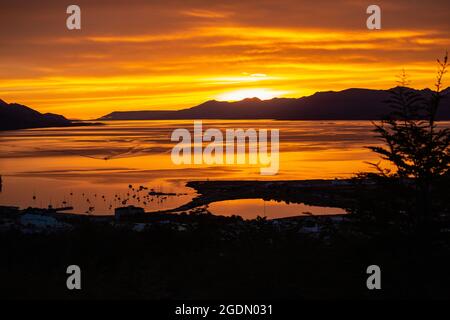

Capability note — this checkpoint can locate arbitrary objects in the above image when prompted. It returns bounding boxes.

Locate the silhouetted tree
[366,52,449,231]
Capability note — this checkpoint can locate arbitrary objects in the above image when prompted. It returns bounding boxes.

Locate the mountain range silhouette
[99,87,450,121]
[2,87,450,130]
[0,99,72,130]
[0,99,99,131]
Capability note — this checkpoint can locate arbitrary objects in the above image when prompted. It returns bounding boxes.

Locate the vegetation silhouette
[356,52,449,233]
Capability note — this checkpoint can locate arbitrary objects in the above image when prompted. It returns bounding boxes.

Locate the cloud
[180,9,233,19]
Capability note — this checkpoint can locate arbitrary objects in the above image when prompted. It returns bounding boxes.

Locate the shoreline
[0,121,104,132]
[2,178,358,218]
[0,178,358,229]
[167,179,357,213]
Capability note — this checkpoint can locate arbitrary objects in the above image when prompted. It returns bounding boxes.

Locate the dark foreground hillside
[1,213,450,300]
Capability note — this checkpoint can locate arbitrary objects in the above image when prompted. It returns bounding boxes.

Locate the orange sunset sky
[0,0,449,119]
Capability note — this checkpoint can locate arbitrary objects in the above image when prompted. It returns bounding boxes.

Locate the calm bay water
[0,120,423,218]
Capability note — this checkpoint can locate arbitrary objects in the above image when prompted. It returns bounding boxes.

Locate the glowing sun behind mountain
[217,89,288,101]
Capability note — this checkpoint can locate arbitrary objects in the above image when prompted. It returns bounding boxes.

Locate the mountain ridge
[98,87,450,121]
[0,100,97,131]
